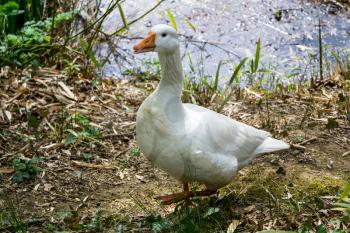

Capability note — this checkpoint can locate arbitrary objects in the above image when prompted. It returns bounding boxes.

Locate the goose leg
[155,183,216,205]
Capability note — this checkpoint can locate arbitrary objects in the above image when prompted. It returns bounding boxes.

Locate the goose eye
[161,33,167,37]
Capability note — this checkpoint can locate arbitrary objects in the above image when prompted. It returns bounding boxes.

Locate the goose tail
[254,137,289,155]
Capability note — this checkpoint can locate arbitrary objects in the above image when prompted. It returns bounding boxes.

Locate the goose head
[133,24,179,54]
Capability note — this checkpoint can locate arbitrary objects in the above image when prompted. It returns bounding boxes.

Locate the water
[94,0,350,83]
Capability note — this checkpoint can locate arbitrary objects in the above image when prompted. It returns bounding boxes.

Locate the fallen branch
[71,160,118,170]
[298,137,317,146]
[291,137,317,151]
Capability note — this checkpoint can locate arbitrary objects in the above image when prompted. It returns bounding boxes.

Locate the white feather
[135,24,289,191]
[253,137,290,155]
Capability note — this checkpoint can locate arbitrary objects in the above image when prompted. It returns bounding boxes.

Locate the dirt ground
[0,67,349,232]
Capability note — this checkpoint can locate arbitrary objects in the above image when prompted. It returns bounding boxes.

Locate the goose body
[133,25,289,200]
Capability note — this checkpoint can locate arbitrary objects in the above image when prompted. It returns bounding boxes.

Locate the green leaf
[254,38,261,73]
[79,38,100,68]
[166,10,177,31]
[188,54,195,72]
[229,57,247,85]
[30,156,42,164]
[185,19,196,31]
[55,211,71,218]
[64,134,77,146]
[28,113,40,129]
[213,60,222,92]
[82,153,95,160]
[257,68,272,73]
[339,183,350,201]
[203,207,220,218]
[334,202,350,209]
[0,1,19,15]
[316,225,327,233]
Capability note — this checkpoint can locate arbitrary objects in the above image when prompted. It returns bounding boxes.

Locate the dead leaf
[0,167,15,174]
[83,196,89,203]
[243,205,256,213]
[58,81,77,100]
[44,183,54,192]
[4,110,11,121]
[227,220,241,233]
[117,171,125,179]
[34,183,41,191]
[135,175,147,183]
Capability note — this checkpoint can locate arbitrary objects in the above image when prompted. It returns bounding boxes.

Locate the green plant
[183,60,226,106]
[332,183,350,226]
[12,156,41,183]
[243,39,272,85]
[130,147,140,157]
[64,112,102,147]
[0,1,22,35]
[63,59,81,77]
[0,193,26,232]
[217,57,247,112]
[0,10,77,67]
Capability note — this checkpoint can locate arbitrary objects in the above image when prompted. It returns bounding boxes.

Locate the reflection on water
[95,0,350,84]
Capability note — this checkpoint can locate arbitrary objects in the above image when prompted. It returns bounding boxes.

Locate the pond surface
[96,0,350,83]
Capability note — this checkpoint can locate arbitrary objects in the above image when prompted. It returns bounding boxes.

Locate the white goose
[133,24,289,204]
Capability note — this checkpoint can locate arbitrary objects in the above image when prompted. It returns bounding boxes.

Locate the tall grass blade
[188,53,195,73]
[185,19,196,31]
[166,10,177,30]
[228,57,247,85]
[218,58,247,113]
[79,37,100,68]
[117,3,128,29]
[217,91,234,113]
[318,17,323,81]
[213,60,222,91]
[254,38,261,73]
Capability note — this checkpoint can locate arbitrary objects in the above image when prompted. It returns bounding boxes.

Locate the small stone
[327,160,334,170]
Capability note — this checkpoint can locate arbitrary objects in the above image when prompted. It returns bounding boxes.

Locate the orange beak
[133,32,156,54]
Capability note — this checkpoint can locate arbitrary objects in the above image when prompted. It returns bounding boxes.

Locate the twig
[181,34,240,59]
[102,132,133,139]
[291,137,317,151]
[111,0,166,36]
[342,151,350,157]
[71,160,118,170]
[113,147,130,159]
[291,144,306,151]
[298,137,317,146]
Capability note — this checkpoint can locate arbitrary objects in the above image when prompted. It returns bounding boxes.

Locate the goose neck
[156,48,184,98]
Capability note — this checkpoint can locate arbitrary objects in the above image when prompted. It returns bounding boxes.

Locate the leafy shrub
[0,1,20,16]
[12,156,41,183]
[0,10,77,67]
